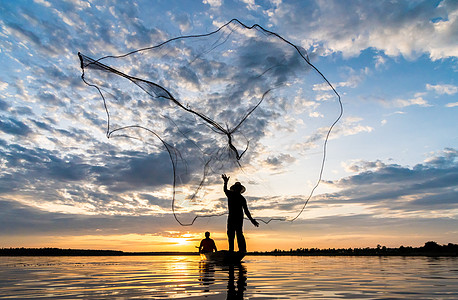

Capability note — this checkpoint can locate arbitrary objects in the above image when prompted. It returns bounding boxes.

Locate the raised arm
[222,174,230,193]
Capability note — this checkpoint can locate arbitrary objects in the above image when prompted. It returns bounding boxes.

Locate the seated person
[199,231,217,253]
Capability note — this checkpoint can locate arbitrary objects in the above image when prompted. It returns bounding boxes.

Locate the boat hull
[200,250,245,264]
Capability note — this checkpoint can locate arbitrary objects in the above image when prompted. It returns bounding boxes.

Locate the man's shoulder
[226,190,245,197]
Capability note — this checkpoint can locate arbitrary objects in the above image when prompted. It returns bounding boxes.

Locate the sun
[174,237,189,246]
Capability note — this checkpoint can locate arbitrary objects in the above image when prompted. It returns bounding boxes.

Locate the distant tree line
[0,247,198,256]
[252,241,458,256]
[1,241,456,256]
[0,248,124,256]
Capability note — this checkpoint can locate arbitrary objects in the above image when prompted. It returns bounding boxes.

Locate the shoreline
[1,241,457,257]
[1,253,457,257]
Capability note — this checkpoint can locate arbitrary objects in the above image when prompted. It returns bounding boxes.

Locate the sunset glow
[0,0,457,252]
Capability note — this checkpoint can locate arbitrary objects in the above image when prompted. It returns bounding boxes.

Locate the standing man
[199,231,217,253]
[222,174,259,253]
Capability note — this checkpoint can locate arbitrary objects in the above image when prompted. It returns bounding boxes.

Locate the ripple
[0,256,457,299]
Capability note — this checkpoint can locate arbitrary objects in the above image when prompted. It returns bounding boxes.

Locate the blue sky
[0,0,457,251]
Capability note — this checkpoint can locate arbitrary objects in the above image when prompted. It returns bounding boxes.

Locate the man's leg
[227,225,235,252]
[235,226,246,253]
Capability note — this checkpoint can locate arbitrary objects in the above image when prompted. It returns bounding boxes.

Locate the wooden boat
[200,250,245,264]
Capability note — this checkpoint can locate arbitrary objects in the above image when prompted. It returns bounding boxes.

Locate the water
[0,255,457,299]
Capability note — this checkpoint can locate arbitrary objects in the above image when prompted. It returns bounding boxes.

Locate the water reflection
[199,261,247,299]
[198,261,215,292]
[227,263,247,299]
[1,256,457,299]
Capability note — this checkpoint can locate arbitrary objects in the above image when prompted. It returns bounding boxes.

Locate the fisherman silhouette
[222,174,259,253]
[199,231,217,253]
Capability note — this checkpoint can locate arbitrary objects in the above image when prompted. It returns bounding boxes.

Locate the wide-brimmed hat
[230,182,246,194]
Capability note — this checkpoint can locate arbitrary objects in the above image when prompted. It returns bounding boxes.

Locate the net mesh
[78,19,342,225]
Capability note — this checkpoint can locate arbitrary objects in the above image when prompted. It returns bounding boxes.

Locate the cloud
[0,142,89,187]
[0,99,9,111]
[312,66,369,94]
[322,148,458,213]
[0,10,342,228]
[170,13,192,33]
[240,0,260,11]
[0,118,32,136]
[0,81,8,91]
[203,0,222,8]
[76,19,339,206]
[391,96,431,108]
[341,159,387,173]
[34,0,52,8]
[446,102,458,107]
[0,138,177,216]
[374,54,387,69]
[0,197,179,236]
[37,91,64,105]
[378,82,456,109]
[424,147,457,167]
[287,115,371,157]
[264,153,296,170]
[331,117,373,139]
[93,151,174,192]
[426,83,458,95]
[337,67,370,89]
[268,0,458,60]
[236,150,456,219]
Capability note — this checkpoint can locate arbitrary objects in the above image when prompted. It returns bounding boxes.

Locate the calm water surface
[0,255,457,299]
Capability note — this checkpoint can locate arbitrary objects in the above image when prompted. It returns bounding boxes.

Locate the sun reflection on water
[0,256,457,299]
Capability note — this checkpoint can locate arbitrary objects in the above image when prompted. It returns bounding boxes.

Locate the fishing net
[78,19,342,225]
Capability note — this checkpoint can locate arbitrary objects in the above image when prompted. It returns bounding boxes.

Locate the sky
[0,0,457,252]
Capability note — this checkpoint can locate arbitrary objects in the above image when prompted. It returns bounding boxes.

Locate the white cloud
[426,83,458,95]
[414,92,427,98]
[330,116,373,139]
[309,111,323,118]
[33,0,51,7]
[203,0,222,8]
[337,72,366,89]
[313,67,368,90]
[383,111,406,117]
[240,0,260,11]
[52,8,77,27]
[341,159,387,173]
[312,82,331,91]
[445,102,458,107]
[392,96,431,108]
[374,54,387,69]
[268,0,458,60]
[0,81,8,91]
[339,123,373,136]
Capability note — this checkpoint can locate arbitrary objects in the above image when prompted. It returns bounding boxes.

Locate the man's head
[230,182,246,194]
[205,231,210,238]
